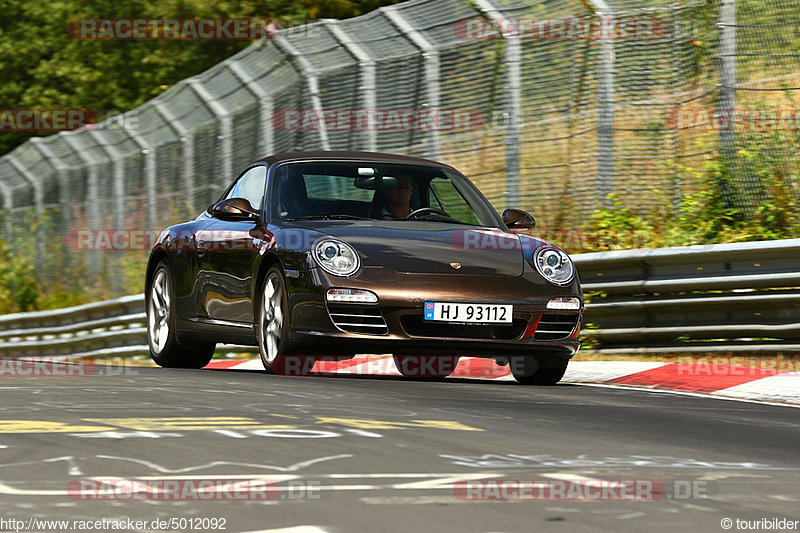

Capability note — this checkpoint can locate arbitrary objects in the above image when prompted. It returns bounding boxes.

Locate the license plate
[424,302,513,324]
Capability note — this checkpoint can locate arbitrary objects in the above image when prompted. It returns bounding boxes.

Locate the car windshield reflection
[270,161,500,228]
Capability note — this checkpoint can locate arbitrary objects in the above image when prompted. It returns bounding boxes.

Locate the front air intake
[534,314,580,341]
[327,304,388,335]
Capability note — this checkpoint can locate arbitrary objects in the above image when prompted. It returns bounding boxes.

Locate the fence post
[186,79,234,186]
[323,19,377,152]
[61,134,102,277]
[29,137,77,277]
[503,39,522,209]
[273,34,331,151]
[30,137,71,224]
[122,123,157,230]
[718,0,737,208]
[88,130,128,294]
[473,0,521,209]
[0,177,12,239]
[7,154,45,266]
[383,6,441,159]
[667,10,682,210]
[6,155,43,217]
[718,0,737,150]
[227,57,275,156]
[588,0,615,205]
[153,100,196,215]
[61,134,100,230]
[88,130,126,229]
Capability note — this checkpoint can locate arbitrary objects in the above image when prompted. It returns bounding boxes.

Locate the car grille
[327,304,388,335]
[401,316,527,340]
[534,314,580,341]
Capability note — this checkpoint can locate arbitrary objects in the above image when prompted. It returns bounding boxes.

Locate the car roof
[255,151,455,169]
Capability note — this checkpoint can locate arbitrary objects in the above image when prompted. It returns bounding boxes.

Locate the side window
[428,177,481,225]
[225,166,267,211]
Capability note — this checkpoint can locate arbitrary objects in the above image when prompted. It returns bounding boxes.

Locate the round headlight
[313,238,360,277]
[534,246,574,285]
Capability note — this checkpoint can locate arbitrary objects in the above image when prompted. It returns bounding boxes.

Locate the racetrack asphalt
[0,364,797,533]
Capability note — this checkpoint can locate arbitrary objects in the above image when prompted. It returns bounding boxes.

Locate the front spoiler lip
[290,328,581,356]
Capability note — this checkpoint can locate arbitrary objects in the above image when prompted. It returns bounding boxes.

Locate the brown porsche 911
[145,151,582,384]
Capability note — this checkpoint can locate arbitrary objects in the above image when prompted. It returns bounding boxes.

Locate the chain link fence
[0,0,798,300]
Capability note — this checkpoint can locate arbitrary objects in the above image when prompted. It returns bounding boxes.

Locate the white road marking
[0,456,83,476]
[579,382,800,409]
[71,431,183,439]
[94,454,354,473]
[344,428,383,438]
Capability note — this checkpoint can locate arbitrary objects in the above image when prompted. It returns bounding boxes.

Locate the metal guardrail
[0,295,150,357]
[1,238,799,357]
[575,238,800,354]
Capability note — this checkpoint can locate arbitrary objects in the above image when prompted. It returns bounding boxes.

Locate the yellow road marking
[314,417,485,432]
[83,417,294,431]
[0,416,484,434]
[0,421,114,433]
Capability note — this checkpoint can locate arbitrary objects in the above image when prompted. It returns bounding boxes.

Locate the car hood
[297,221,527,277]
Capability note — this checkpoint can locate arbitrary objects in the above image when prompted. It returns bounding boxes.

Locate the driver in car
[380,174,414,219]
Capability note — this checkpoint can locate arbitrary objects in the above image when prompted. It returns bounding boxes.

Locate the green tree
[0,0,403,155]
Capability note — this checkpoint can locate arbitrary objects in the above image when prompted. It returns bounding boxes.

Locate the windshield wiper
[286,214,368,221]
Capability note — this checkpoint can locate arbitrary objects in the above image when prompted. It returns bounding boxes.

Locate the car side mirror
[210,198,259,221]
[502,208,535,230]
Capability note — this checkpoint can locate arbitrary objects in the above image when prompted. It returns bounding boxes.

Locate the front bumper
[285,265,582,358]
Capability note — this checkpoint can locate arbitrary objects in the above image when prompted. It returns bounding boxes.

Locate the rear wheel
[147,261,215,368]
[509,356,568,385]
[393,355,459,379]
[258,267,314,376]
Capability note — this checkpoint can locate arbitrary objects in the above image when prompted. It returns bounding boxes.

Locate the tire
[257,266,314,376]
[393,355,459,379]
[509,356,568,385]
[147,261,215,368]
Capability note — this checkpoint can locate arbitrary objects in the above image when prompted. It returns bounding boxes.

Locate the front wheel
[257,267,313,376]
[509,356,568,385]
[147,261,215,368]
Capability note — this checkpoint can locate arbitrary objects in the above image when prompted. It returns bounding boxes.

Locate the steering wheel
[404,207,450,220]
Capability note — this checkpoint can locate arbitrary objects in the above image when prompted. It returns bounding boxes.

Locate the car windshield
[269,161,501,227]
